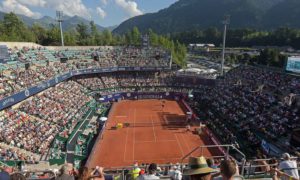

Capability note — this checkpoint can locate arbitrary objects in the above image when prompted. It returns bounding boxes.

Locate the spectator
[270,167,299,180]
[278,153,299,180]
[138,163,159,180]
[56,163,74,180]
[10,173,26,180]
[90,166,105,180]
[219,160,240,180]
[183,156,216,180]
[169,165,182,180]
[130,162,141,180]
[0,167,10,180]
[207,159,219,169]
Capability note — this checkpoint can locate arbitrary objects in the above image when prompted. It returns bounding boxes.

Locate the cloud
[96,7,107,19]
[0,0,91,19]
[45,0,91,19]
[115,0,143,17]
[0,0,42,18]
[17,0,46,7]
[101,0,109,5]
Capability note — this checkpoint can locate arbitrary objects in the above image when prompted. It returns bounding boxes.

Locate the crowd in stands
[0,80,92,161]
[74,71,211,96]
[189,66,300,154]
[75,72,175,91]
[42,152,296,180]
[0,152,299,180]
[1,46,171,100]
[1,45,300,179]
[0,144,36,162]
[99,47,169,68]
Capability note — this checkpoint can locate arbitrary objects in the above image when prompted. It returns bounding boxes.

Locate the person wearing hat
[169,165,182,180]
[137,163,159,180]
[183,156,216,180]
[130,162,141,180]
[278,153,299,180]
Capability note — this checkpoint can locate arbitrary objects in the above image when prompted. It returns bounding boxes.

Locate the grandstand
[0,42,299,179]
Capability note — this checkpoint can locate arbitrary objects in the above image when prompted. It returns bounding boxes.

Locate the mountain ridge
[113,0,296,34]
[0,11,116,31]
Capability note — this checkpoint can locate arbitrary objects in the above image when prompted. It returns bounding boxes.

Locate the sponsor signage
[0,66,175,110]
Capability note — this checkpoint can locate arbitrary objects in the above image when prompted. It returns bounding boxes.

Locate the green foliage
[46,26,61,45]
[225,48,287,68]
[131,27,141,45]
[254,48,287,67]
[0,12,186,67]
[0,12,35,42]
[113,0,300,34]
[172,27,300,49]
[102,29,113,45]
[147,29,187,67]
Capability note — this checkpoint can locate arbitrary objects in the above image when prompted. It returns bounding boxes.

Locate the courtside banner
[99,92,187,102]
[0,66,177,110]
[0,71,72,110]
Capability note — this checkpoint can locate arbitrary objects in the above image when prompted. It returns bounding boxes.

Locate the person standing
[130,162,141,180]
[137,163,159,180]
[56,163,75,180]
[278,153,299,180]
[183,156,216,180]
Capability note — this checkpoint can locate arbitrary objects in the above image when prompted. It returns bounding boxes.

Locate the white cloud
[101,0,109,5]
[17,0,46,7]
[0,0,41,18]
[45,0,91,19]
[96,7,106,19]
[115,0,143,17]
[0,0,91,19]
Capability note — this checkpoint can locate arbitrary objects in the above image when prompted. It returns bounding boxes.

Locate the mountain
[113,0,297,34]
[262,0,300,28]
[0,11,114,31]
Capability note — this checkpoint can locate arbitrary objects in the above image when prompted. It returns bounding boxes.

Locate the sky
[0,0,178,27]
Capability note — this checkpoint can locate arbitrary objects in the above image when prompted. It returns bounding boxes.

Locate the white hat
[283,153,290,160]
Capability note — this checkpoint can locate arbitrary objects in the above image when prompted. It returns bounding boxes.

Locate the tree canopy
[0,13,187,67]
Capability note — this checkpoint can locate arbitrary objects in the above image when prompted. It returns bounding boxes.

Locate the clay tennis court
[87,99,220,168]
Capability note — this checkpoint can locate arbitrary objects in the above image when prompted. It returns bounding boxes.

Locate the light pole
[56,11,64,47]
[221,15,230,76]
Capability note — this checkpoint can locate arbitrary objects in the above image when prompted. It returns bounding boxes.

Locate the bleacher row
[187,66,300,156]
[0,46,171,100]
[0,45,299,179]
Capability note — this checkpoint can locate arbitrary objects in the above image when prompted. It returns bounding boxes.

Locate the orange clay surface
[87,99,220,168]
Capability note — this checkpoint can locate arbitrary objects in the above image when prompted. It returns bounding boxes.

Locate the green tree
[31,23,48,45]
[149,29,159,46]
[46,25,61,45]
[0,12,36,42]
[132,26,141,45]
[76,23,89,45]
[90,21,98,45]
[64,31,77,46]
[102,29,113,45]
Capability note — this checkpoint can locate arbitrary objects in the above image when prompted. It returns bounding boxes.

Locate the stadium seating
[1,45,300,179]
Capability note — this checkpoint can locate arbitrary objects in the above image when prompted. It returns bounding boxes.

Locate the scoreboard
[286,56,300,73]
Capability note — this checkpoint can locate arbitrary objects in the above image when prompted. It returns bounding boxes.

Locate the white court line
[135,140,176,143]
[181,133,192,153]
[115,115,127,118]
[175,134,184,157]
[124,157,182,162]
[123,125,129,162]
[151,115,157,142]
[133,108,136,161]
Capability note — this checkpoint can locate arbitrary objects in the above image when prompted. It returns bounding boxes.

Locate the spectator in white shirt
[278,153,299,180]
